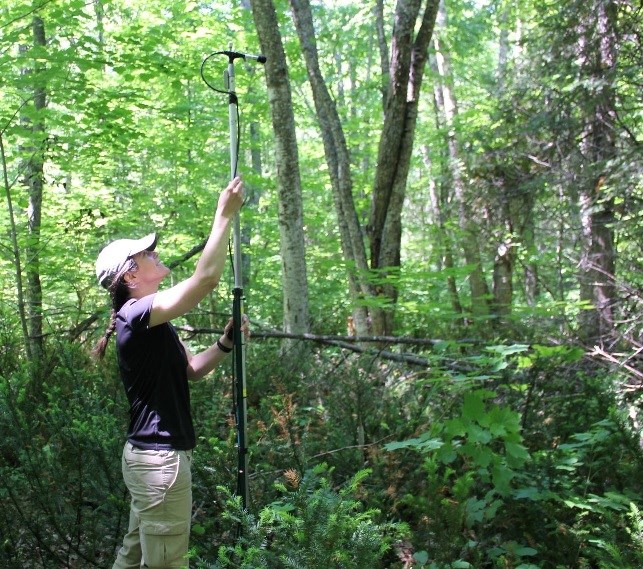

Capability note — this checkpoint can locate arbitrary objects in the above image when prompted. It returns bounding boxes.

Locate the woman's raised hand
[217,176,244,218]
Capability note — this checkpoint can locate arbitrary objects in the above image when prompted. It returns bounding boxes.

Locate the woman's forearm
[186,335,233,381]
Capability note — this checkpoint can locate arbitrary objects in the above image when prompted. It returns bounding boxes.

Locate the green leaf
[413,551,429,564]
[191,523,205,536]
[531,344,585,362]
[467,424,493,444]
[486,344,530,356]
[444,417,467,437]
[465,498,486,525]
[505,442,531,465]
[492,464,515,496]
[462,391,486,423]
[462,443,493,467]
[513,486,545,501]
[513,546,538,556]
[384,435,444,452]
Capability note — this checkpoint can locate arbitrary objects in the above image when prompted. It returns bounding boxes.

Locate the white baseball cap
[96,232,157,288]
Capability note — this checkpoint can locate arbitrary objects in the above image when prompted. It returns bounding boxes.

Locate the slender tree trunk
[21,15,47,362]
[373,0,390,110]
[421,144,463,319]
[492,241,513,325]
[496,0,538,308]
[243,119,263,287]
[0,134,32,362]
[93,0,105,45]
[291,0,437,336]
[431,0,490,319]
[368,0,439,334]
[249,0,310,338]
[289,0,377,336]
[576,0,618,344]
[522,194,539,306]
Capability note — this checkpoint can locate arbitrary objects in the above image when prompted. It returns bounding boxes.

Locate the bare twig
[0,0,56,32]
[589,345,643,382]
[309,436,394,459]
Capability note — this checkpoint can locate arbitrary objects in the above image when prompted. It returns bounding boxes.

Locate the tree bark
[373,0,390,110]
[290,0,438,336]
[289,0,376,336]
[369,0,439,269]
[421,144,463,320]
[249,0,310,338]
[369,0,440,334]
[576,0,618,344]
[492,240,513,325]
[430,0,490,319]
[0,134,32,362]
[20,15,47,363]
[521,194,539,306]
[495,2,539,309]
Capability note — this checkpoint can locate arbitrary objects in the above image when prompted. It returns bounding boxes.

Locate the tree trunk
[20,15,47,363]
[249,0,310,338]
[291,0,438,336]
[289,0,377,336]
[0,135,32,362]
[492,241,513,325]
[522,195,539,306]
[576,0,618,344]
[495,0,538,308]
[373,0,390,110]
[368,0,439,334]
[431,0,490,320]
[421,144,463,320]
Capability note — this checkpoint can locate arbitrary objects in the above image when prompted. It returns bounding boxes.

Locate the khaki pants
[113,443,192,569]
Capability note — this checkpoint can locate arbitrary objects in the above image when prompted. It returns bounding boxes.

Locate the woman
[94,176,246,569]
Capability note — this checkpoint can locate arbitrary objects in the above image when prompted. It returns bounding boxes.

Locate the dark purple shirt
[116,294,195,450]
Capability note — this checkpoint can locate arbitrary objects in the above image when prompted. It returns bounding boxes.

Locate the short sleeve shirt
[115,294,196,450]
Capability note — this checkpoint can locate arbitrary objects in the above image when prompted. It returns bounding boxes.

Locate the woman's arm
[183,317,249,381]
[149,177,244,327]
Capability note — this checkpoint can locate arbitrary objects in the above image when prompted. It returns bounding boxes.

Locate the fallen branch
[310,436,394,459]
[589,345,643,383]
[176,325,471,347]
[175,325,448,367]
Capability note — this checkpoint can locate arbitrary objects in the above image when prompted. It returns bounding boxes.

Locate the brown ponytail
[92,258,138,360]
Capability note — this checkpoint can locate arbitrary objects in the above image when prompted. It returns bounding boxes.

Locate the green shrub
[386,388,534,567]
[0,342,126,568]
[200,465,394,569]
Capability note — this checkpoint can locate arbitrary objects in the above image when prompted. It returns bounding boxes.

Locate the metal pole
[225,56,249,510]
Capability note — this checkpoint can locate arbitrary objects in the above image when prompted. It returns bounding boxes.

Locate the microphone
[222,50,267,64]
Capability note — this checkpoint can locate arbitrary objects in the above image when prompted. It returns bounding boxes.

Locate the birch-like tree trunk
[431,0,490,319]
[369,0,439,334]
[292,0,438,336]
[21,16,46,363]
[0,135,31,362]
[249,0,310,338]
[421,144,463,320]
[289,0,377,336]
[576,0,618,344]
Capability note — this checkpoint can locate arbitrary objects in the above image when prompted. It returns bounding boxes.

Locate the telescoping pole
[225,55,249,510]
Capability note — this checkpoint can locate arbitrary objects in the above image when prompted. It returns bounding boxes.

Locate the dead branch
[175,325,448,367]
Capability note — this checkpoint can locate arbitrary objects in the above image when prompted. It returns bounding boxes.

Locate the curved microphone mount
[200,50,266,96]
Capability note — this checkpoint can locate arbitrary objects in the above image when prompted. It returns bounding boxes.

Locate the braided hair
[92,258,138,360]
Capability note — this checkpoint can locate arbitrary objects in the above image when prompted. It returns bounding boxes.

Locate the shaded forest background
[1,0,641,567]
